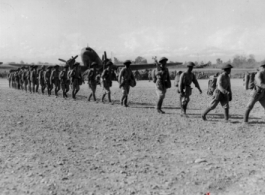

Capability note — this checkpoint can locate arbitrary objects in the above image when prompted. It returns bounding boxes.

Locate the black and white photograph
[0,0,265,194]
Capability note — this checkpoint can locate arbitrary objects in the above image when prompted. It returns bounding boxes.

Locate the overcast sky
[1,0,265,64]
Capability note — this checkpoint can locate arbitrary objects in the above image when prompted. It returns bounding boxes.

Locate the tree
[20,60,24,64]
[216,58,222,65]
[135,56,147,64]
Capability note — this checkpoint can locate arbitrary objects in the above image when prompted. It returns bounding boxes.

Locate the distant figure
[39,66,46,95]
[179,62,202,116]
[244,63,265,123]
[152,57,171,114]
[118,60,136,107]
[70,62,82,100]
[134,70,141,81]
[44,66,53,96]
[82,62,98,102]
[50,65,60,97]
[101,61,113,104]
[202,64,233,122]
[59,65,69,99]
[148,70,152,82]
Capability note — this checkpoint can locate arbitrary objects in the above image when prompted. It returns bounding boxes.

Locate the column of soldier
[7,57,265,124]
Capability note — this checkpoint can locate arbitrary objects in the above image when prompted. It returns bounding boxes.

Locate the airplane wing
[114,62,182,71]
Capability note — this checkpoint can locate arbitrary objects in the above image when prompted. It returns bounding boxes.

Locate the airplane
[2,46,183,72]
[194,63,210,69]
[79,47,183,71]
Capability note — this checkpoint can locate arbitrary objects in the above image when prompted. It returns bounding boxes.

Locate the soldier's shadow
[187,114,260,120]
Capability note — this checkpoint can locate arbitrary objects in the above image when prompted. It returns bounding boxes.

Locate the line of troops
[7,57,265,124]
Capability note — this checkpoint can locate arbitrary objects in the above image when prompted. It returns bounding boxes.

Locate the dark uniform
[244,64,265,123]
[44,67,53,96]
[101,61,113,103]
[30,66,38,93]
[50,65,61,97]
[82,62,98,101]
[39,66,46,94]
[70,63,82,99]
[179,62,202,116]
[202,64,233,122]
[59,65,70,98]
[152,57,171,113]
[118,60,135,107]
[22,67,28,92]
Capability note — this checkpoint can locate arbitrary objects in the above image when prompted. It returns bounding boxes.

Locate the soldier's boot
[120,96,125,106]
[102,94,106,103]
[88,94,92,101]
[159,99,165,114]
[124,96,129,107]
[55,91,58,98]
[156,100,162,114]
[107,93,112,103]
[243,108,251,123]
[201,107,212,121]
[72,90,76,99]
[74,89,79,97]
[224,108,229,122]
[93,93,96,101]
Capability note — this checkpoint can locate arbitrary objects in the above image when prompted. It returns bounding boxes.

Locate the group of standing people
[7,57,265,124]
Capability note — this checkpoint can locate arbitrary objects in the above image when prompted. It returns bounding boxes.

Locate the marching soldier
[8,70,12,88]
[50,65,61,97]
[22,67,28,92]
[201,64,233,122]
[101,61,113,104]
[44,66,53,96]
[35,66,40,93]
[243,64,265,123]
[59,65,70,98]
[30,65,38,93]
[19,67,24,91]
[39,66,46,95]
[118,60,135,107]
[15,68,20,89]
[152,57,171,114]
[179,62,202,116]
[70,62,82,100]
[26,66,32,93]
[83,62,98,102]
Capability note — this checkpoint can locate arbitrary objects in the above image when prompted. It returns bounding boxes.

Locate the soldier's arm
[192,74,202,93]
[255,72,265,89]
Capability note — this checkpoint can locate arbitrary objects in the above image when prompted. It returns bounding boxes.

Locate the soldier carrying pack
[207,73,219,96]
[244,72,257,90]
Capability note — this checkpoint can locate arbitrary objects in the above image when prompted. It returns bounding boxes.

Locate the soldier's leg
[36,83,39,93]
[220,94,230,121]
[201,96,220,120]
[120,86,126,106]
[102,89,106,103]
[244,90,263,123]
[28,82,32,93]
[65,83,69,97]
[92,85,97,101]
[156,88,164,113]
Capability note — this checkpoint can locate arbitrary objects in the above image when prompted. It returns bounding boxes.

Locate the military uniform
[44,67,53,96]
[83,62,98,101]
[19,68,24,90]
[70,63,82,99]
[50,65,61,97]
[118,60,135,107]
[244,64,265,123]
[101,61,113,103]
[202,64,233,121]
[152,57,171,113]
[30,66,38,93]
[39,66,46,94]
[22,67,28,92]
[179,62,202,115]
[59,65,70,98]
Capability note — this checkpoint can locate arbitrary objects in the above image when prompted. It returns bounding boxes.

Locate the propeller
[58,59,67,63]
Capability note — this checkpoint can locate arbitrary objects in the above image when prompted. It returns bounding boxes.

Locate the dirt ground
[0,78,265,195]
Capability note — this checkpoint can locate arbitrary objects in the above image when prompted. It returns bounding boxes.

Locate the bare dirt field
[0,78,265,195]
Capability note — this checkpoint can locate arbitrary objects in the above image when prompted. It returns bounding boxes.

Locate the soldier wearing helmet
[179,62,202,116]
[243,63,265,123]
[101,60,113,104]
[39,66,46,94]
[59,65,70,99]
[202,64,233,122]
[118,60,136,107]
[70,62,82,99]
[44,66,53,96]
[152,57,171,114]
[50,65,61,97]
[82,62,98,102]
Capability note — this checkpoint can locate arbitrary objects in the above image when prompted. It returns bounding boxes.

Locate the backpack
[207,75,217,96]
[244,72,256,90]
